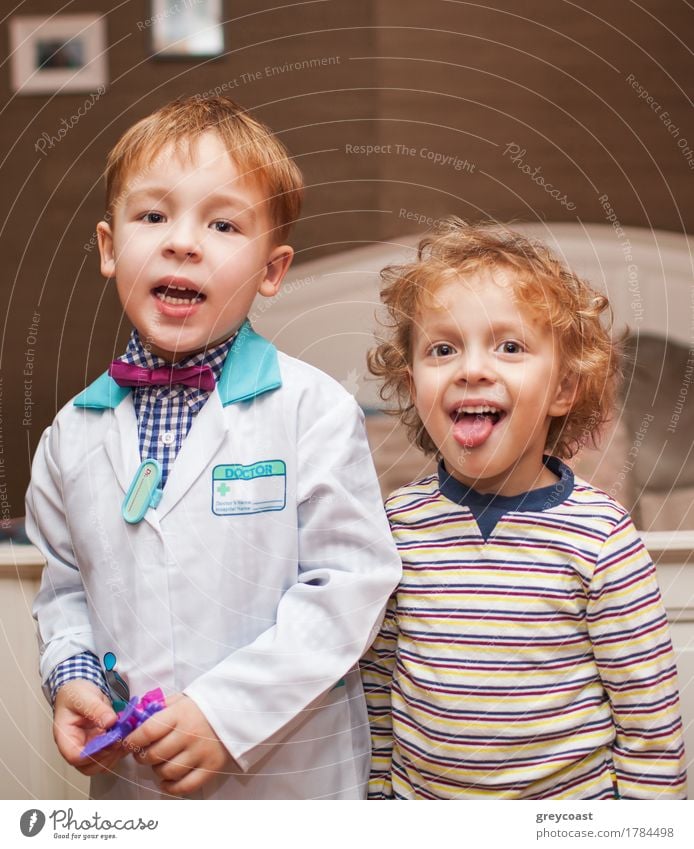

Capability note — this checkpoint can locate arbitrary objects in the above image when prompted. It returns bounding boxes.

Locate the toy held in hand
[103,651,131,711]
[81,688,165,758]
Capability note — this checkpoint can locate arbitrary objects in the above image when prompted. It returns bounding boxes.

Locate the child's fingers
[135,730,186,766]
[159,766,210,798]
[52,727,84,765]
[57,683,117,730]
[123,708,175,752]
[76,756,117,777]
[80,696,117,731]
[53,695,117,766]
[151,749,197,783]
[54,725,107,769]
[72,744,125,776]
[90,740,131,770]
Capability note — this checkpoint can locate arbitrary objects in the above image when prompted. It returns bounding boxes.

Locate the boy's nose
[163,227,202,261]
[456,350,495,384]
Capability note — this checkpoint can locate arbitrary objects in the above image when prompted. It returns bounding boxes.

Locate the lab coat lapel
[153,324,281,520]
[155,390,227,520]
[103,395,142,498]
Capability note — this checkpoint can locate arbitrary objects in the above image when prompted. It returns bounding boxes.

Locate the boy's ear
[258,245,294,298]
[96,221,116,279]
[549,371,579,417]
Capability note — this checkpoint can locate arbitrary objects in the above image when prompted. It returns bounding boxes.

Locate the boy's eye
[430,343,457,357]
[496,340,524,354]
[210,220,236,233]
[141,211,165,224]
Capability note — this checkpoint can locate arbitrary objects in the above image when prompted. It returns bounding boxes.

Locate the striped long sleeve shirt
[362,457,687,799]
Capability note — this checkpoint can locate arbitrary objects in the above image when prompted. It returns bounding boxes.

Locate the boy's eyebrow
[202,189,259,218]
[121,186,179,206]
[420,315,534,339]
[487,319,531,338]
[123,186,259,219]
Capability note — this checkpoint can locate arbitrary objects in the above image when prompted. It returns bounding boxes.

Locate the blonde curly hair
[367,218,621,460]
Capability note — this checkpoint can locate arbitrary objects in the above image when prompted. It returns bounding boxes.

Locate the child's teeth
[460,405,496,414]
[156,292,202,305]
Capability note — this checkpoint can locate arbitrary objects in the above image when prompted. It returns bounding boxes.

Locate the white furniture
[0,544,88,799]
[2,540,691,798]
[254,224,694,409]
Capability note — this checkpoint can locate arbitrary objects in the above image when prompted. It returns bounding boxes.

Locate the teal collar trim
[73,321,282,410]
[217,321,282,406]
[73,372,130,409]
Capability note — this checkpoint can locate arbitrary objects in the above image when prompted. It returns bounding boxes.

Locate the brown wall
[374,0,694,238]
[1,0,692,510]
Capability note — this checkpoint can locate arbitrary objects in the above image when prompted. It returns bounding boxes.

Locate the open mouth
[450,404,506,448]
[450,405,505,426]
[153,283,205,306]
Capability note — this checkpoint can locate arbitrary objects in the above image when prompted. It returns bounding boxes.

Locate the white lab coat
[28,324,401,799]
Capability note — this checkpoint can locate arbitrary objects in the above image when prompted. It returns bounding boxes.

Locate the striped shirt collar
[438,455,574,513]
[437,456,574,541]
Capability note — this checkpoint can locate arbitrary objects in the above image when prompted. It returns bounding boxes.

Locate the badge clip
[122,459,162,523]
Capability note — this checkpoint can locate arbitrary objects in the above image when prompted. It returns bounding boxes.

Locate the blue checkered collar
[120,328,234,383]
[74,320,282,409]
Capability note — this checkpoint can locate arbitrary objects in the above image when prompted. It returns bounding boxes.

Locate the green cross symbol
[217,482,231,496]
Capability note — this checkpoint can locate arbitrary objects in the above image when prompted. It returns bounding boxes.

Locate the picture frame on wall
[150,0,225,59]
[8,15,108,95]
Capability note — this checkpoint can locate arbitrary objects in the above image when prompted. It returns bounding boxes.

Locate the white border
[8,15,108,95]
[150,0,224,58]
[2,799,694,848]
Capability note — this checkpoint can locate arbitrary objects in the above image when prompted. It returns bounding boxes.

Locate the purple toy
[81,688,165,758]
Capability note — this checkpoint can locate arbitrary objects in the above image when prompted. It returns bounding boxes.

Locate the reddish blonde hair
[104,95,303,242]
[368,218,621,459]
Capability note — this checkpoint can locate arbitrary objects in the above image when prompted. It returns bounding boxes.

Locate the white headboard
[253,224,694,409]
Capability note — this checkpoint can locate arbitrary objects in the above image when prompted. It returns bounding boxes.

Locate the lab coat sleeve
[26,424,99,702]
[587,513,687,799]
[184,394,402,770]
[360,592,399,798]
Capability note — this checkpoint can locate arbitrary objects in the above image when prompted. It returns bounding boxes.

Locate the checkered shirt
[123,329,235,488]
[47,329,236,704]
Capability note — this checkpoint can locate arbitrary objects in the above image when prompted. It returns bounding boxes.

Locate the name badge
[212,460,286,516]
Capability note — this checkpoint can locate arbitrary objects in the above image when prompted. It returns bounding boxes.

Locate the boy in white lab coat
[27,95,401,799]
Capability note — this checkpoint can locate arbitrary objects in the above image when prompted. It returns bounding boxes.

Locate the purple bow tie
[108,360,216,392]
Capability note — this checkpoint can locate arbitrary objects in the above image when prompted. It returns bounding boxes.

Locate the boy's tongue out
[451,409,501,448]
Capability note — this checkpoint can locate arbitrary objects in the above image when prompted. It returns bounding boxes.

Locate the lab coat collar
[73,322,282,409]
[97,381,227,527]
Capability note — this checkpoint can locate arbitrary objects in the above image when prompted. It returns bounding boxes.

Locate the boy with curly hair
[362,218,687,799]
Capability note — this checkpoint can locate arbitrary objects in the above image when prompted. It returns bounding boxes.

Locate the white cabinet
[2,539,692,799]
[0,545,88,800]
[645,531,694,797]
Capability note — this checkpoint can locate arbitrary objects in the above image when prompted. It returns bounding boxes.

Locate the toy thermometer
[122,459,163,523]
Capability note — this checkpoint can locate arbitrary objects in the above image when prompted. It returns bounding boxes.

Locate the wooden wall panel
[1,0,692,506]
[373,0,694,239]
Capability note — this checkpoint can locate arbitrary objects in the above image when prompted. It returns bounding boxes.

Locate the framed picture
[150,0,225,59]
[9,15,108,95]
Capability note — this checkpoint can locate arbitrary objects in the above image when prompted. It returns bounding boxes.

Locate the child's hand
[53,681,125,775]
[123,693,231,796]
